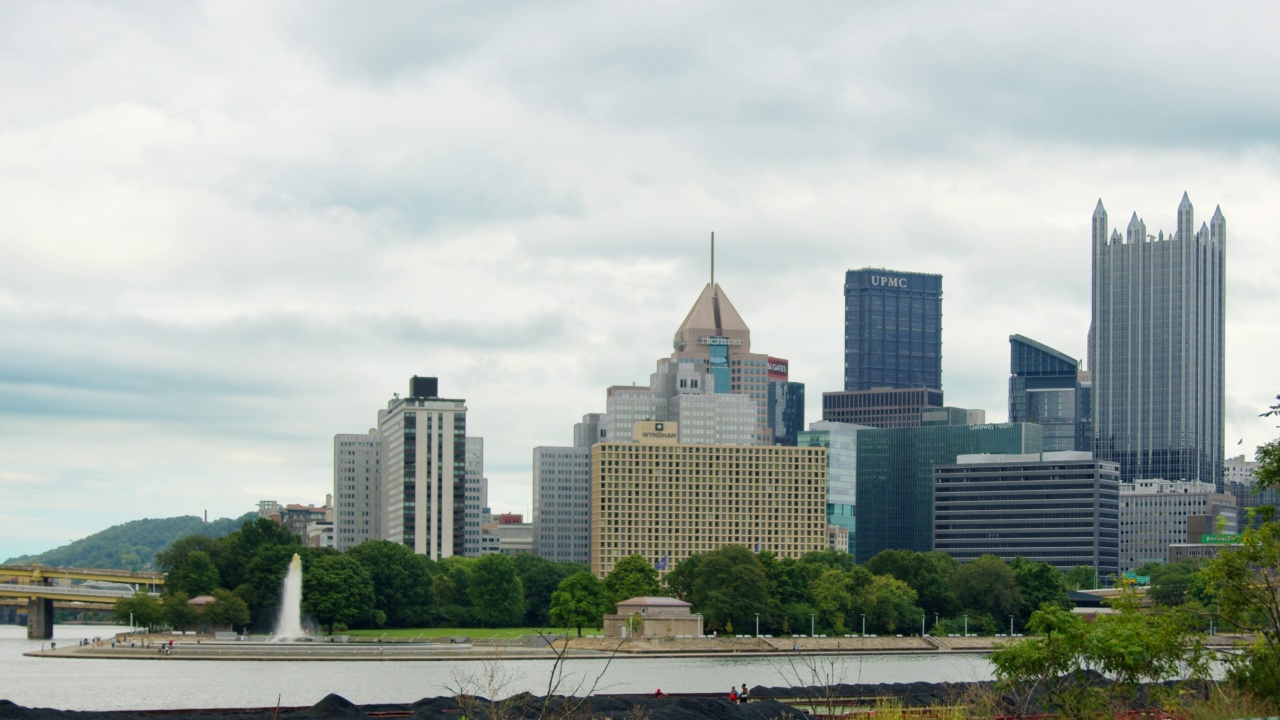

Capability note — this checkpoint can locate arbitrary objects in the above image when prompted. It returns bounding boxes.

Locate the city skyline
[3,3,1280,560]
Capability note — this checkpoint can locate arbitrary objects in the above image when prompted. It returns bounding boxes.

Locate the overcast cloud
[3,1,1279,560]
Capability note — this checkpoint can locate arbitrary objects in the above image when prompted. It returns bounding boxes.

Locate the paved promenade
[27,632,1243,662]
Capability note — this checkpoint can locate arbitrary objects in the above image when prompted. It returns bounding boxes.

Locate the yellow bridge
[0,564,166,639]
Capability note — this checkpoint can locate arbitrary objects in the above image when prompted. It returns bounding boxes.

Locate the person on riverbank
[740,684,749,701]
[729,687,738,703]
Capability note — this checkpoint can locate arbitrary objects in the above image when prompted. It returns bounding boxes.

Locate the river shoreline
[26,632,1007,661]
[25,632,1243,662]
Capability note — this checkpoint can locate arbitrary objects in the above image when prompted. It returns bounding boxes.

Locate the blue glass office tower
[1091,194,1225,487]
[844,269,943,391]
[1008,335,1090,452]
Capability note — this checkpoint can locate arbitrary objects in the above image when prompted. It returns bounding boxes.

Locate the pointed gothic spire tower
[1090,194,1225,487]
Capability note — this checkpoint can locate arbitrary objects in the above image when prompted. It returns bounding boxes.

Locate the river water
[0,625,996,711]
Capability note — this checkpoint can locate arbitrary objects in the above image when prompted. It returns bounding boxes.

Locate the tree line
[126,519,592,632]
[129,512,1097,636]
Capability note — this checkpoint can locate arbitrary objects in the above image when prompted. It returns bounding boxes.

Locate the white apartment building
[333,429,382,551]
[378,376,468,560]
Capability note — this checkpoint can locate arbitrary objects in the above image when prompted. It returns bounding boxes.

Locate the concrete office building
[1119,479,1237,571]
[378,376,468,560]
[482,513,534,556]
[1008,335,1092,452]
[334,430,382,551]
[843,268,943,392]
[933,452,1119,578]
[798,421,863,555]
[856,422,1043,563]
[1091,195,1225,486]
[591,421,827,577]
[532,446,592,564]
[822,388,984,429]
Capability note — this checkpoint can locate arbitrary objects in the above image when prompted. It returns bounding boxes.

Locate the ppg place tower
[1090,193,1225,487]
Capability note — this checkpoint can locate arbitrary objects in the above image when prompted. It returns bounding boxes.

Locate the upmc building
[844,268,943,392]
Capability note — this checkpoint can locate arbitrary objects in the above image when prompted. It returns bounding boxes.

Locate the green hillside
[4,512,257,570]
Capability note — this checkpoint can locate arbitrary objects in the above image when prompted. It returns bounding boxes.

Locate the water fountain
[274,553,305,641]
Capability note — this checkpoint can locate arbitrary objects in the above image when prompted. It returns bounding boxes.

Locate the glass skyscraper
[1091,194,1225,487]
[1008,334,1089,452]
[843,269,942,391]
[854,422,1042,563]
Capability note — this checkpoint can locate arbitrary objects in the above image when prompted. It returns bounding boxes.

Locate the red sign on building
[767,357,789,380]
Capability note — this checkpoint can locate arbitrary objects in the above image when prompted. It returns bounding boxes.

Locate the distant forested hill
[4,512,257,569]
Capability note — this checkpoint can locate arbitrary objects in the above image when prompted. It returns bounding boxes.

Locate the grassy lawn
[344,627,578,639]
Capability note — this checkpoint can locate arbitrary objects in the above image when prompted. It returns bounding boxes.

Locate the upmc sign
[767,357,789,380]
[870,275,908,289]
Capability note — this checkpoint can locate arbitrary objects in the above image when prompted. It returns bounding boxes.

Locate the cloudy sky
[3,1,1279,560]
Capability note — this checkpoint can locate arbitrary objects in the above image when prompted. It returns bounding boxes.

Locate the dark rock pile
[0,678,1217,720]
[0,693,805,720]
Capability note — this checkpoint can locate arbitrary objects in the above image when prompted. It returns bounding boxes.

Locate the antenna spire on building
[710,231,715,300]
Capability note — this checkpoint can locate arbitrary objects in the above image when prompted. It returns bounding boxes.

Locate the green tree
[812,569,856,634]
[663,553,701,602]
[232,543,297,630]
[217,517,300,591]
[866,549,958,618]
[1063,565,1097,590]
[603,555,660,604]
[303,553,375,633]
[550,571,608,636]
[166,549,221,598]
[1145,560,1203,607]
[513,554,581,627]
[1011,557,1069,621]
[203,588,250,630]
[346,540,437,628]
[992,594,1210,715]
[114,590,164,631]
[953,555,1021,629]
[164,591,198,632]
[857,574,921,634]
[799,549,859,572]
[1202,520,1280,698]
[758,552,821,633]
[433,556,473,627]
[155,535,219,576]
[689,545,769,634]
[469,554,527,627]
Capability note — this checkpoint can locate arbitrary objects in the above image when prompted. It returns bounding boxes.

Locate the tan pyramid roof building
[672,282,751,354]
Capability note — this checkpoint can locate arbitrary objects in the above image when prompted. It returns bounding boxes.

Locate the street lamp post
[934,612,939,632]
[1010,615,1015,636]
[755,613,760,639]
[921,615,926,637]
[861,614,866,636]
[810,614,815,638]
[964,615,968,637]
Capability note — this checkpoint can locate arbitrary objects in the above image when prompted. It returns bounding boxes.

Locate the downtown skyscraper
[1091,194,1225,487]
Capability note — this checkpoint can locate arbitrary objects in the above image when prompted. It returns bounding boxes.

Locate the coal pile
[0,694,806,720]
[750,680,990,708]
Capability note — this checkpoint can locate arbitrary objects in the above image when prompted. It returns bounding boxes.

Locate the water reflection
[0,625,996,711]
